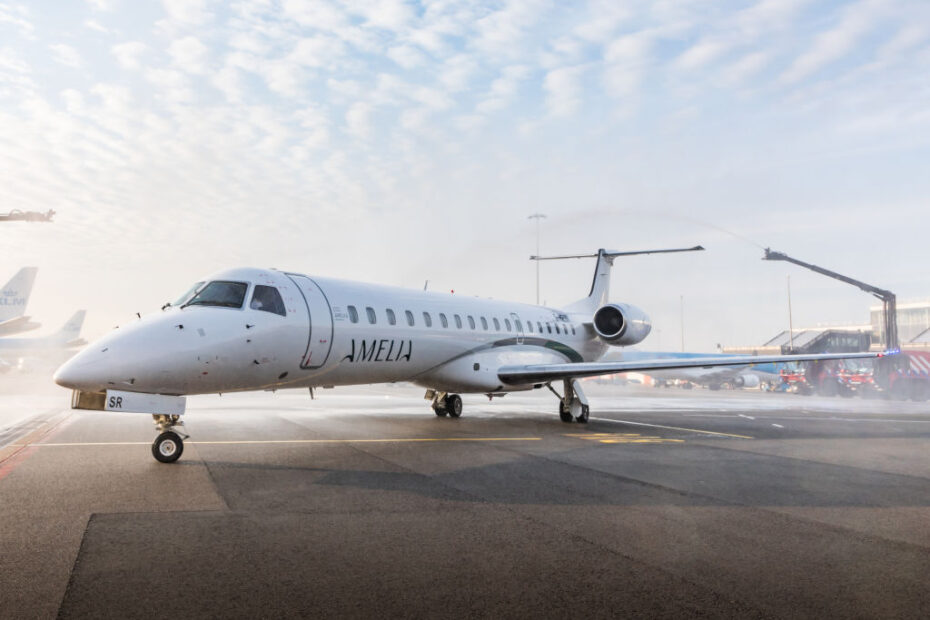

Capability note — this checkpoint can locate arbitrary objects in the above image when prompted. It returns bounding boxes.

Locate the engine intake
[592,303,652,346]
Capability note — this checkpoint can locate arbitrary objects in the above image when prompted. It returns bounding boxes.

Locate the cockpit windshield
[173,281,205,306]
[183,281,248,309]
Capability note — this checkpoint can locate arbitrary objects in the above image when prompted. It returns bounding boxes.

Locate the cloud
[674,38,730,71]
[348,0,415,33]
[84,0,114,10]
[781,0,883,83]
[168,36,210,74]
[602,32,652,100]
[162,0,214,26]
[50,44,82,68]
[345,102,372,139]
[0,4,34,37]
[387,44,428,69]
[720,51,770,84]
[544,65,586,117]
[112,41,147,70]
[477,64,530,113]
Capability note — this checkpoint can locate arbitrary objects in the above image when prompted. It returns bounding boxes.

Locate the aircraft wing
[498,351,887,385]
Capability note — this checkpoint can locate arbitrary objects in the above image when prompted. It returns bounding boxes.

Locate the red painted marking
[0,447,37,483]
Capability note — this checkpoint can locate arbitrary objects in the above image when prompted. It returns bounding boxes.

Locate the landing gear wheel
[152,431,183,463]
[433,405,448,417]
[445,394,463,418]
[559,401,573,423]
[575,404,589,424]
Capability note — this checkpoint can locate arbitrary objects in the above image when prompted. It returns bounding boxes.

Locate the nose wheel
[152,414,187,463]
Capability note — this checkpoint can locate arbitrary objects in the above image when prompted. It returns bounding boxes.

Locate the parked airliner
[54,248,886,463]
[0,267,40,336]
[1,310,86,373]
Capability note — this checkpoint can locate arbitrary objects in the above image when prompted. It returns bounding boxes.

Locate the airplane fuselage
[56,268,609,396]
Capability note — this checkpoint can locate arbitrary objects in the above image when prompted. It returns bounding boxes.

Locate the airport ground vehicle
[837,351,930,401]
[780,352,930,401]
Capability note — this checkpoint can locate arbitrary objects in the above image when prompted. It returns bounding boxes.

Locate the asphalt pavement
[1,382,929,618]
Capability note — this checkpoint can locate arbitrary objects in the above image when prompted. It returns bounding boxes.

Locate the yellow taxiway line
[25,437,543,447]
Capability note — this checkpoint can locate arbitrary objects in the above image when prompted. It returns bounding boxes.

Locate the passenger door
[286,275,334,369]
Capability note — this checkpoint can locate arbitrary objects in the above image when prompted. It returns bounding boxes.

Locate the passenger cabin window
[537,321,543,333]
[546,323,552,334]
[250,285,286,317]
[348,305,359,323]
[386,309,396,325]
[439,313,448,328]
[515,319,523,331]
[366,307,377,324]
[480,317,488,330]
[571,325,576,335]
[467,315,475,330]
[493,318,500,331]
[554,324,561,335]
[527,322,534,333]
[405,310,414,326]
[185,281,247,309]
[504,318,512,331]
[423,312,432,327]
[454,314,462,329]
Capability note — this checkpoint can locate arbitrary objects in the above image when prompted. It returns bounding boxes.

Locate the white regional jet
[0,267,40,336]
[54,248,886,463]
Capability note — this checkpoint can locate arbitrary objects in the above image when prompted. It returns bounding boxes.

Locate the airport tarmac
[1,382,929,618]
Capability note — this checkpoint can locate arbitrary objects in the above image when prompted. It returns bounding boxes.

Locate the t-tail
[531,246,705,314]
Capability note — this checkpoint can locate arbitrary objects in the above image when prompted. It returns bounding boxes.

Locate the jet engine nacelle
[733,374,760,388]
[592,303,652,346]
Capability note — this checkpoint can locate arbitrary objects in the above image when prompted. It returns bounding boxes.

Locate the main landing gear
[548,379,590,424]
[152,414,188,463]
[427,390,463,418]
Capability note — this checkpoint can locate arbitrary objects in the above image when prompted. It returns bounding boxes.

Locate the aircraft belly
[417,346,567,393]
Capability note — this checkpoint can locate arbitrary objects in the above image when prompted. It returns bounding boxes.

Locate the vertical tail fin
[565,249,614,313]
[0,267,38,322]
[54,310,86,343]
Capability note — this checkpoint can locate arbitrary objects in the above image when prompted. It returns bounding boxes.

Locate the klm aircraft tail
[0,267,38,322]
[53,310,86,346]
[530,247,704,314]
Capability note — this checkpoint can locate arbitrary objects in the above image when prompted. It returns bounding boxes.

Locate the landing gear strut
[152,414,187,463]
[548,379,589,423]
[426,391,464,418]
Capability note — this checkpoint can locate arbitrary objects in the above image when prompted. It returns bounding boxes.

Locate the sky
[1,0,929,352]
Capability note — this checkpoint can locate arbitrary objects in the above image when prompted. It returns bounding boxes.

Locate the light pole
[787,275,795,352]
[528,213,546,305]
[680,295,685,352]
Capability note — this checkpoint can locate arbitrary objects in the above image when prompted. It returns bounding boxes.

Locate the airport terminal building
[725,299,930,355]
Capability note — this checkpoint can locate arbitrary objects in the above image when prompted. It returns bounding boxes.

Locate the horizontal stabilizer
[530,246,704,261]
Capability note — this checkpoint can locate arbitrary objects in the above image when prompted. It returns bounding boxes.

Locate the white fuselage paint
[56,268,611,396]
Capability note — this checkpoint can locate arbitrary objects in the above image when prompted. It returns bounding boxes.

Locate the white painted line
[589,417,753,439]
[738,414,755,420]
[771,423,784,429]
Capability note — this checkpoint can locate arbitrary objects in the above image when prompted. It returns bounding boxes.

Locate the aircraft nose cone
[54,349,107,392]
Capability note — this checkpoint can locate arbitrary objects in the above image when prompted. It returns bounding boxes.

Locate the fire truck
[836,351,930,401]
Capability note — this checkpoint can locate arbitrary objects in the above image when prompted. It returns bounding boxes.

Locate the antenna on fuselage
[423,280,429,291]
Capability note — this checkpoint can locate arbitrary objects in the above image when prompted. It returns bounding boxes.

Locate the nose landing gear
[152,414,188,463]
